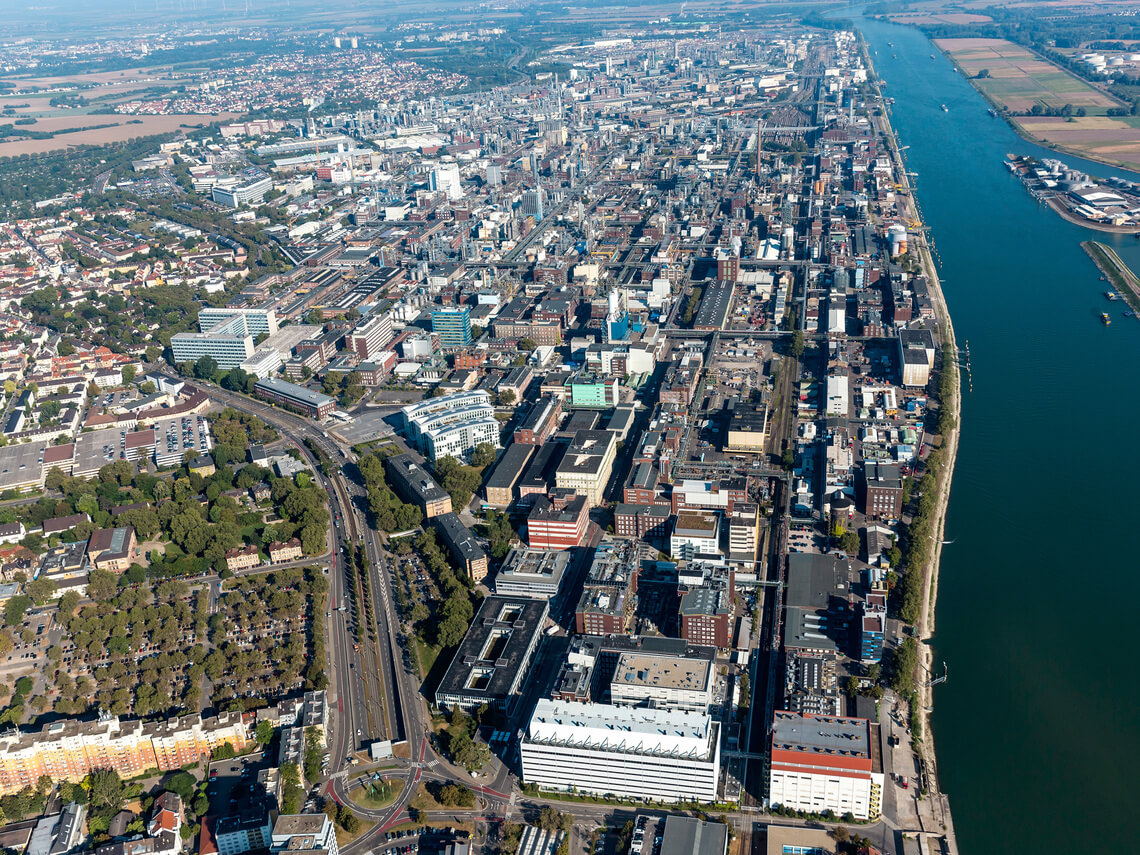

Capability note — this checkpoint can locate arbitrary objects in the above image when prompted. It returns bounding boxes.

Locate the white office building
[670,511,721,561]
[402,391,500,461]
[173,309,280,369]
[424,417,500,462]
[493,547,571,599]
[520,699,720,802]
[240,349,284,380]
[171,314,254,369]
[609,651,714,713]
[212,173,274,207]
[199,308,278,338]
[430,160,463,200]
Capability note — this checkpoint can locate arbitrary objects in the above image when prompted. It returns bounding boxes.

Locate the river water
[850,15,1140,854]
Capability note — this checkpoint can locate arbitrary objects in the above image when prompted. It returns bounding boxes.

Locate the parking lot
[381,826,468,855]
[206,751,273,814]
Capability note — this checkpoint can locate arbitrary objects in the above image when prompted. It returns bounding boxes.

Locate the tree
[517,337,537,351]
[303,726,322,783]
[438,783,475,808]
[26,577,56,606]
[839,528,860,555]
[122,366,136,385]
[255,720,275,745]
[537,806,570,832]
[193,355,218,380]
[976,68,991,79]
[59,590,79,617]
[86,569,118,602]
[469,442,496,469]
[781,446,795,470]
[279,762,303,814]
[162,770,196,801]
[790,329,805,359]
[3,595,30,627]
[86,768,125,817]
[498,389,516,406]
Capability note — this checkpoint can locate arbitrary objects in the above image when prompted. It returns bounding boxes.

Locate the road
[190,380,450,851]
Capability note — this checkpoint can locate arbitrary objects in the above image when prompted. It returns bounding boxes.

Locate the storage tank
[887,223,908,258]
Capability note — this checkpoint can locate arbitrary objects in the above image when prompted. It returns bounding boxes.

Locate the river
[849,15,1140,855]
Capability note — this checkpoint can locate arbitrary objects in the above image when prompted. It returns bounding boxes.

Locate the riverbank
[865,36,961,855]
[929,37,1140,175]
[1082,240,1140,311]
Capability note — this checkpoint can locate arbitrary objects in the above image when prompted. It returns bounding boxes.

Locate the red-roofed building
[768,711,883,820]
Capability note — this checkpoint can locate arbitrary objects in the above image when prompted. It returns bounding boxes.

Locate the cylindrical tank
[887,223,908,257]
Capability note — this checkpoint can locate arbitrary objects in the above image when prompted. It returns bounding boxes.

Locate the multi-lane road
[190,380,462,848]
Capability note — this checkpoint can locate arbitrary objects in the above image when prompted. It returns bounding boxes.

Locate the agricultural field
[939,38,1140,170]
[0,114,228,158]
[886,12,993,25]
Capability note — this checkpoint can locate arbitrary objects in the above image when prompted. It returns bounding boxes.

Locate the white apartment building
[270,815,338,855]
[520,699,720,802]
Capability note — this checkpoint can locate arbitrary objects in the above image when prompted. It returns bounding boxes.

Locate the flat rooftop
[436,596,548,705]
[771,711,870,759]
[497,547,571,584]
[526,698,715,758]
[660,817,728,855]
[613,652,712,692]
[0,442,45,490]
